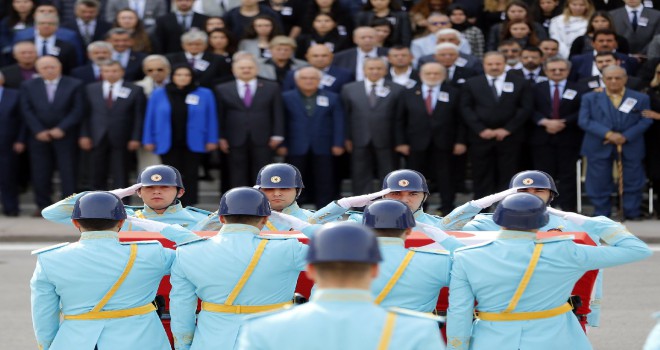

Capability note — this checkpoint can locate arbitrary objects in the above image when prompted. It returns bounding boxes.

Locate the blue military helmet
[307,222,382,264]
[382,169,430,194]
[493,193,549,230]
[71,191,127,220]
[219,187,272,216]
[509,170,559,200]
[137,165,185,189]
[363,199,416,229]
[255,163,304,198]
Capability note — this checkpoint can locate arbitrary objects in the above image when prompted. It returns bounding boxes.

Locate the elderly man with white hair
[417,28,482,72]
[432,42,480,86]
[411,13,472,66]
[71,41,114,83]
[166,29,231,88]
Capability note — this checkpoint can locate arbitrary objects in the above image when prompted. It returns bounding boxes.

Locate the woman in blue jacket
[142,65,218,206]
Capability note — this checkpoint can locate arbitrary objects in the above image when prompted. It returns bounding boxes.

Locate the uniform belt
[201,300,291,314]
[476,302,573,321]
[64,303,156,320]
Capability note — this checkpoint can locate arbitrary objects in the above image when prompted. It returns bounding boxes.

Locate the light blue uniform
[196,202,315,232]
[644,312,660,350]
[30,231,176,350]
[311,202,465,251]
[237,289,445,350]
[170,223,316,350]
[446,228,651,350]
[443,201,619,326]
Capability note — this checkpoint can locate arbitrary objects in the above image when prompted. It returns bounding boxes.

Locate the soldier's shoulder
[535,234,575,244]
[454,240,494,253]
[387,307,446,324]
[176,236,210,247]
[120,240,162,246]
[184,206,212,216]
[257,233,301,240]
[410,247,450,256]
[31,242,70,255]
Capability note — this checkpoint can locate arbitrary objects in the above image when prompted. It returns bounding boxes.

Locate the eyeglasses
[547,68,567,72]
[430,21,450,25]
[146,68,166,72]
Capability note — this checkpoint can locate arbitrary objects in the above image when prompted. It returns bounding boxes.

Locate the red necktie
[551,84,560,119]
[425,88,433,115]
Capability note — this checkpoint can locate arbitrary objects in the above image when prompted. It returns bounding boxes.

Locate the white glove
[127,217,170,232]
[269,211,311,230]
[471,188,519,209]
[546,207,589,225]
[110,183,142,199]
[337,189,392,209]
[416,222,451,243]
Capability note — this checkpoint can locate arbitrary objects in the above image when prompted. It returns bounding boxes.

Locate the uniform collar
[413,209,426,219]
[496,230,536,240]
[80,231,119,241]
[311,289,374,303]
[281,201,302,215]
[219,223,261,235]
[377,237,405,246]
[142,202,184,216]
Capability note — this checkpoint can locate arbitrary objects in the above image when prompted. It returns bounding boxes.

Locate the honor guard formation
[1,0,659,348]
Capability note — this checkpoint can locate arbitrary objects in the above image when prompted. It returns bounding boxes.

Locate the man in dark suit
[166,29,231,88]
[578,51,646,91]
[510,46,548,84]
[79,60,145,190]
[416,28,483,73]
[333,27,389,82]
[395,62,464,214]
[0,73,24,217]
[569,30,638,81]
[153,0,208,54]
[20,56,83,213]
[609,0,660,55]
[71,41,113,83]
[61,0,111,50]
[29,13,79,74]
[280,67,345,207]
[460,52,534,200]
[215,53,285,188]
[578,66,652,219]
[341,57,404,195]
[385,45,420,89]
[106,28,146,81]
[433,42,479,87]
[0,41,39,89]
[531,57,584,212]
[282,44,353,94]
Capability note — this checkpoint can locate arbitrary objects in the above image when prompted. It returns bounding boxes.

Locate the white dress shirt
[422,83,440,111]
[355,47,378,81]
[36,35,56,56]
[236,78,257,99]
[626,4,645,23]
[486,73,506,96]
[103,80,124,101]
[363,78,385,95]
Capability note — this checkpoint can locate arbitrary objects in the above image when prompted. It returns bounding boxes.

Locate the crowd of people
[1,0,660,220]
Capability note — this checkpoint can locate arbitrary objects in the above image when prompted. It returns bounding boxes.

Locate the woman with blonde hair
[113,8,152,53]
[549,0,594,58]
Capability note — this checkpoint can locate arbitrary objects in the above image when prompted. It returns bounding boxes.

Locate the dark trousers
[351,143,395,195]
[532,141,581,211]
[161,146,201,206]
[585,149,645,218]
[408,147,455,213]
[28,135,78,209]
[0,143,20,214]
[227,141,272,188]
[90,136,130,190]
[287,153,336,209]
[469,134,523,200]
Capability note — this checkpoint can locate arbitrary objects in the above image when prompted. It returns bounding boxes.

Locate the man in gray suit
[610,0,660,55]
[341,57,404,196]
[215,52,285,188]
[104,0,166,29]
[79,60,145,190]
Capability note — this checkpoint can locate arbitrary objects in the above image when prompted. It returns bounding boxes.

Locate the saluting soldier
[41,164,210,241]
[446,193,651,350]
[30,192,179,350]
[168,187,318,350]
[237,221,446,350]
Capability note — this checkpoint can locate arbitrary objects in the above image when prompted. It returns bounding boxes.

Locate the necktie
[41,39,48,56]
[243,83,252,107]
[528,73,535,81]
[368,83,377,108]
[551,84,560,119]
[180,14,189,32]
[46,82,56,102]
[82,23,92,45]
[632,10,638,31]
[107,84,114,108]
[490,78,499,100]
[189,57,196,68]
[425,88,433,115]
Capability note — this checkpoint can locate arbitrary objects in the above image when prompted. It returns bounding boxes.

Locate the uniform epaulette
[535,234,575,244]
[31,242,70,255]
[120,240,161,245]
[387,307,446,323]
[410,247,450,255]
[175,236,209,247]
[185,206,212,215]
[454,240,494,252]
[258,233,302,240]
